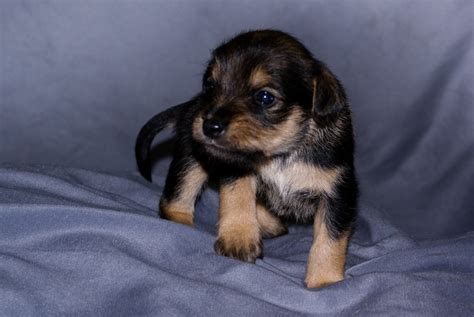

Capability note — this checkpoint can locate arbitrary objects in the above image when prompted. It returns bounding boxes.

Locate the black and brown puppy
[136,30,358,288]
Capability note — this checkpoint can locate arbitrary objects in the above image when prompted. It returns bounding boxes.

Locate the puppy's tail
[135,100,192,182]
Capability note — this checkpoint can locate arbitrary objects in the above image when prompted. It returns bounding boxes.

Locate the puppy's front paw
[214,230,262,263]
[161,210,194,227]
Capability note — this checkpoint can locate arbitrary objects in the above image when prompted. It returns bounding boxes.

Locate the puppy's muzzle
[202,117,227,139]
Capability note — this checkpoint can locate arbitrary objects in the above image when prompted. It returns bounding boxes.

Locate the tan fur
[305,204,349,288]
[260,161,343,197]
[160,164,207,226]
[215,176,261,262]
[192,116,205,142]
[159,207,194,226]
[225,107,305,155]
[211,60,221,80]
[256,203,287,238]
[249,66,272,88]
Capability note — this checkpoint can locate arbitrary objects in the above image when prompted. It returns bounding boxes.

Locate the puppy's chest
[256,159,342,220]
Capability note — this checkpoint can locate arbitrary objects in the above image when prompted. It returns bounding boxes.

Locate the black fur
[135,99,195,181]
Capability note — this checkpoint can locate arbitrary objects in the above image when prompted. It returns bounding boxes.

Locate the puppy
[135,30,358,288]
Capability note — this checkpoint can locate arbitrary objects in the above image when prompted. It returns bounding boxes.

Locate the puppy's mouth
[200,140,265,168]
[203,140,240,156]
[201,139,226,151]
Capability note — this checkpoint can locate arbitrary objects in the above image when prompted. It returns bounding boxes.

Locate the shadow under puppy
[135,30,358,288]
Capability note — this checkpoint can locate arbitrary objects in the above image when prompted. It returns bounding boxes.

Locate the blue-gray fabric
[0,166,473,316]
[1,0,473,315]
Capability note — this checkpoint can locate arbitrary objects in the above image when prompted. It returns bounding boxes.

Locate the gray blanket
[0,166,473,315]
[1,0,473,315]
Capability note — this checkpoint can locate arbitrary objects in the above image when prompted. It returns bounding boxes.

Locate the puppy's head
[192,30,346,166]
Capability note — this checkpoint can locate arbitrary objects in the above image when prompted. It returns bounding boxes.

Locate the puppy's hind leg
[305,208,349,288]
[256,203,288,238]
[305,181,357,288]
[160,155,207,227]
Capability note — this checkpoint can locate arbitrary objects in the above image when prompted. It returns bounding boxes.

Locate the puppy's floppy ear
[311,63,347,117]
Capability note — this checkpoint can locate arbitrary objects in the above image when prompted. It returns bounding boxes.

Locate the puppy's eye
[255,90,275,106]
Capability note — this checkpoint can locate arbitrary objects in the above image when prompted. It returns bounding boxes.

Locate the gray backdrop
[1,0,473,240]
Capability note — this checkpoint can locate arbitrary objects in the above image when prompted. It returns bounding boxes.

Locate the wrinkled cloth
[1,0,473,240]
[1,0,473,315]
[1,166,472,316]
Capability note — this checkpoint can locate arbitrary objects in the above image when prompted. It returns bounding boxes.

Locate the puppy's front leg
[160,156,207,227]
[305,201,350,288]
[214,175,262,263]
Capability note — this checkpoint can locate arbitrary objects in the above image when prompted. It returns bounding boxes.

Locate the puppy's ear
[311,63,347,117]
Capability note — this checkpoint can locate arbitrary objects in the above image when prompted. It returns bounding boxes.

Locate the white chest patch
[259,159,343,198]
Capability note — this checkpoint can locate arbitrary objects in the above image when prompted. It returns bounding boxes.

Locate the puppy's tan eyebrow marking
[211,59,221,80]
[249,66,272,87]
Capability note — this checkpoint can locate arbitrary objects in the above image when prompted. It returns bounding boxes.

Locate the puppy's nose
[203,118,226,139]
